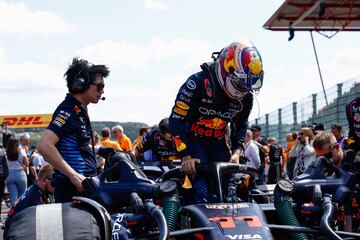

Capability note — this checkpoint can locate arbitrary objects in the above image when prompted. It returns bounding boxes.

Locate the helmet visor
[231,71,263,91]
[250,73,263,90]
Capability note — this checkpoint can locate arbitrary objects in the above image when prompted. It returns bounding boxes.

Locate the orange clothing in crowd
[285,140,296,154]
[118,134,132,152]
[101,138,122,151]
[280,148,287,170]
[132,136,142,150]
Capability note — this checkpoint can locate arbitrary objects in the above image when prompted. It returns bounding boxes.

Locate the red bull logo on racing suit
[196,117,228,130]
[191,117,228,138]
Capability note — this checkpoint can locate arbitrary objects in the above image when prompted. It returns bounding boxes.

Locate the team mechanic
[134,118,180,163]
[169,40,264,203]
[3,165,54,237]
[37,57,110,203]
[342,96,360,173]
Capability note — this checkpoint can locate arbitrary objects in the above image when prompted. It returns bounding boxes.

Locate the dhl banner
[0,114,52,129]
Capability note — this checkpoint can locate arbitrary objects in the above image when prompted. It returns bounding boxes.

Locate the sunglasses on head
[92,82,105,92]
[299,132,305,135]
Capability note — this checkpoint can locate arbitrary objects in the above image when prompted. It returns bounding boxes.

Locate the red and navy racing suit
[169,63,253,202]
[136,128,179,164]
[343,96,360,172]
[4,184,53,237]
[47,93,96,203]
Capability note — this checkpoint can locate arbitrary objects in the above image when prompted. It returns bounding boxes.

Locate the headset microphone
[100,97,106,101]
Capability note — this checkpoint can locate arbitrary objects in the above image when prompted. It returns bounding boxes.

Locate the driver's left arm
[230,93,253,154]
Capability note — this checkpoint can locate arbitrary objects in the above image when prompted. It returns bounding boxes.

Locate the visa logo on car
[225,234,263,239]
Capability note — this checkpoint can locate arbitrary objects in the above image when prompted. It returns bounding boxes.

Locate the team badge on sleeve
[174,136,186,152]
[52,110,71,128]
[186,79,196,90]
[173,107,188,116]
[176,101,190,110]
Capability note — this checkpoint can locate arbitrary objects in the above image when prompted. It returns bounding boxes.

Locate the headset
[70,63,93,94]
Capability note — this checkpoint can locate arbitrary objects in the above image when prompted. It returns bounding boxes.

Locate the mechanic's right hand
[181,155,200,175]
[70,172,86,192]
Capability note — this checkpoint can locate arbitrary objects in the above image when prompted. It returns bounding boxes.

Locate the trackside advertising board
[0,114,52,129]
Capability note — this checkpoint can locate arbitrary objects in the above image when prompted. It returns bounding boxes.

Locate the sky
[0,0,359,126]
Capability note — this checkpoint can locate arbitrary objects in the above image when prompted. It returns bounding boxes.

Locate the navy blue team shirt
[4,184,53,236]
[48,93,96,180]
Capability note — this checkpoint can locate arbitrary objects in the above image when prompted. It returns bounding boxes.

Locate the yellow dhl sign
[0,114,52,129]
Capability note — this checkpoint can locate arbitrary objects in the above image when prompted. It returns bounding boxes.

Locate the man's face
[251,128,260,139]
[40,175,54,194]
[86,75,105,104]
[315,143,343,166]
[143,128,150,136]
[162,132,173,141]
[46,177,55,194]
[244,132,251,143]
[113,129,123,139]
[330,127,340,137]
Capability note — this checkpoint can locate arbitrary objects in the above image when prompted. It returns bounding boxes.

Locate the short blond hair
[313,131,336,150]
[38,164,54,180]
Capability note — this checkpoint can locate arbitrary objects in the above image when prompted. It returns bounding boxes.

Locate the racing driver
[169,40,264,203]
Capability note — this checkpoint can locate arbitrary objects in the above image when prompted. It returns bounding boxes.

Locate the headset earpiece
[71,77,86,94]
[71,64,92,94]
